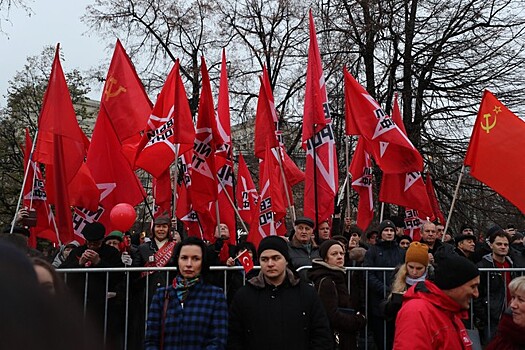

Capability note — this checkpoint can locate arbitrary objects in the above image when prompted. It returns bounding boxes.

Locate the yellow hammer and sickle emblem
[481,113,497,134]
[104,77,127,101]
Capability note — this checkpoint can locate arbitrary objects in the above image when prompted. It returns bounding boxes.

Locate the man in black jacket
[228,236,333,350]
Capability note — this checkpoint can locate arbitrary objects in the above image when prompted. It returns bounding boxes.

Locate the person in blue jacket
[145,237,228,350]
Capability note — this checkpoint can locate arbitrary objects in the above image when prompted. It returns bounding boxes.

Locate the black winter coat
[228,269,333,350]
[363,240,405,317]
[308,260,366,350]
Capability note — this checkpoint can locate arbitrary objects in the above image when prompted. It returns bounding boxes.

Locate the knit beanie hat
[405,242,429,266]
[434,255,479,290]
[82,222,106,241]
[319,239,344,260]
[257,236,290,262]
[379,220,396,234]
[104,230,124,242]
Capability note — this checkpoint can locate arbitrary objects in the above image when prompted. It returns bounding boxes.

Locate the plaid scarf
[173,275,200,303]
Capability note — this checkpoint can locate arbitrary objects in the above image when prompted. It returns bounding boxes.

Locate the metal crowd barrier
[57,266,525,350]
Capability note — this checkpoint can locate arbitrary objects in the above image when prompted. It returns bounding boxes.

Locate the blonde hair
[391,264,409,294]
[509,276,525,296]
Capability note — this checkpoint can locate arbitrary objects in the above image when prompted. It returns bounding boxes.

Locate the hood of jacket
[403,280,468,319]
[307,259,346,284]
[481,253,514,266]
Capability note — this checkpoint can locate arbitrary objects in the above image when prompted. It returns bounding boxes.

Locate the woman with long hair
[145,237,228,349]
[383,242,430,321]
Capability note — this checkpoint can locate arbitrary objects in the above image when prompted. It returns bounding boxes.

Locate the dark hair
[32,257,66,296]
[489,230,511,244]
[173,237,210,277]
[235,241,257,261]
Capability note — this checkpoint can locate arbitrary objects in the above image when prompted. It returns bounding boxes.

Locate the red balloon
[110,203,137,232]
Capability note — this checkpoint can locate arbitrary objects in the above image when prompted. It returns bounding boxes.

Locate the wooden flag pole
[443,165,465,241]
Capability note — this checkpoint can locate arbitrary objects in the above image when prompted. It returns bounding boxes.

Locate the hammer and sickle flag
[465,90,525,214]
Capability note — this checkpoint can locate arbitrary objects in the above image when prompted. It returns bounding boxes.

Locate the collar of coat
[248,268,300,289]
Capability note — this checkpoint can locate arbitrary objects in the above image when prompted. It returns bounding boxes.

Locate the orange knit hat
[405,242,429,266]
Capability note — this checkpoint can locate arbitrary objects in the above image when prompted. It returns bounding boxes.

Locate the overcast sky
[0,0,109,108]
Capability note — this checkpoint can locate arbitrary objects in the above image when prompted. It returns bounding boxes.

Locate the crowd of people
[1,213,525,350]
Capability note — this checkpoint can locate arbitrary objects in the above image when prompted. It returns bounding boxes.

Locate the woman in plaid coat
[145,237,228,350]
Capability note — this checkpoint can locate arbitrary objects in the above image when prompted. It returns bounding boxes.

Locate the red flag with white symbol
[344,68,423,174]
[33,45,93,244]
[214,50,236,245]
[236,154,259,224]
[302,11,338,225]
[349,138,374,231]
[135,60,195,178]
[379,96,433,220]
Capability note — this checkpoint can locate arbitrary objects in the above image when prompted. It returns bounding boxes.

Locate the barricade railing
[57,266,525,350]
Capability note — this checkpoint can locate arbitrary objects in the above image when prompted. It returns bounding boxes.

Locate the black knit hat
[434,255,479,290]
[379,220,396,234]
[257,236,290,262]
[82,222,106,241]
[319,239,344,260]
[294,216,315,228]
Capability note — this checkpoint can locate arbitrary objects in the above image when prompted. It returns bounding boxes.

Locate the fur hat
[434,255,479,290]
[82,222,106,241]
[257,236,290,262]
[405,242,429,266]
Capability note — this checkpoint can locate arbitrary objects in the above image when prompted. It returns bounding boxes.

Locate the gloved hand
[121,252,132,266]
[214,238,224,252]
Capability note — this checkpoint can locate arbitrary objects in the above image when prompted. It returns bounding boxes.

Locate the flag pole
[216,175,250,234]
[171,146,180,223]
[274,147,296,222]
[312,130,320,231]
[380,202,385,222]
[345,136,351,219]
[443,165,465,241]
[11,129,39,234]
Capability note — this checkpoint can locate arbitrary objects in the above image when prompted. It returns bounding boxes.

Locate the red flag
[236,154,259,224]
[237,249,254,272]
[100,39,152,148]
[33,45,89,244]
[82,60,147,232]
[302,11,338,225]
[350,138,374,231]
[379,96,434,220]
[135,60,195,178]
[343,68,423,173]
[257,70,304,198]
[23,129,59,246]
[425,172,445,225]
[302,10,328,142]
[190,57,221,230]
[282,151,304,187]
[152,169,172,218]
[464,90,525,214]
[403,209,423,241]
[248,145,287,248]
[379,172,434,220]
[176,152,206,239]
[254,77,279,158]
[213,50,236,245]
